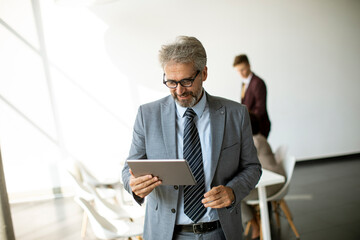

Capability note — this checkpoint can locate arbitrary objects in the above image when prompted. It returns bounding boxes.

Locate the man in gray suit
[122,36,261,240]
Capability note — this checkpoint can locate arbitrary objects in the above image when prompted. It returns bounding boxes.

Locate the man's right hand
[129,169,162,198]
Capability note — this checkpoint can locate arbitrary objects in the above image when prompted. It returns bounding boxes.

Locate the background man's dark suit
[242,74,271,138]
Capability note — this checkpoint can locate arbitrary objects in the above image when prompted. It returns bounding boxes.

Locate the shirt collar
[242,72,253,85]
[175,89,207,119]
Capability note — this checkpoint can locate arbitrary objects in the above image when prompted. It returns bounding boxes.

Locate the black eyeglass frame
[163,70,200,89]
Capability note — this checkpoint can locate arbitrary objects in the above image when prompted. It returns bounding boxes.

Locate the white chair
[68,160,144,239]
[67,169,96,238]
[245,149,300,239]
[68,169,94,238]
[89,184,145,221]
[67,162,123,238]
[68,170,94,201]
[75,197,143,240]
[274,145,288,165]
[73,160,131,205]
[74,160,123,189]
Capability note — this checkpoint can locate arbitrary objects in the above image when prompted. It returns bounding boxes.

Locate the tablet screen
[127,159,196,185]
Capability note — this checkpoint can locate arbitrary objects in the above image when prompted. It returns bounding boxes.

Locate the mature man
[233,54,271,138]
[122,36,261,240]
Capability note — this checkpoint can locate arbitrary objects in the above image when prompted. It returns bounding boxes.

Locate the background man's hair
[159,36,207,71]
[233,54,250,67]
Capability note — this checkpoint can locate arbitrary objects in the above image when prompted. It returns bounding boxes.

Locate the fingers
[129,169,135,177]
[129,168,153,185]
[203,185,221,198]
[202,185,235,208]
[129,170,162,198]
[132,177,162,198]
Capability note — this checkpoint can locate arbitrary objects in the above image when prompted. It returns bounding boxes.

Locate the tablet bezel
[126,159,196,186]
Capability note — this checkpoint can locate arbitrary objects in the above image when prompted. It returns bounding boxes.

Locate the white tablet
[126,159,196,186]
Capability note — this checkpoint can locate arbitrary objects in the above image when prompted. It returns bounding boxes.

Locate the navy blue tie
[183,108,206,223]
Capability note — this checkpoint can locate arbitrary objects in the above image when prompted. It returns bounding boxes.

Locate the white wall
[90,0,360,160]
[1,0,359,198]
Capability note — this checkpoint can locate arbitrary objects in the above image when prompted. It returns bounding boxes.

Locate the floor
[10,157,360,240]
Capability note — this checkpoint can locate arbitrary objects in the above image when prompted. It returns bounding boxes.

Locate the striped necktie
[183,108,206,223]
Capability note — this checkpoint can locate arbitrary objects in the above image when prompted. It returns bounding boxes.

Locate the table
[256,169,285,240]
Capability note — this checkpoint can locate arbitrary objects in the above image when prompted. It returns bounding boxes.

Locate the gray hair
[159,36,207,71]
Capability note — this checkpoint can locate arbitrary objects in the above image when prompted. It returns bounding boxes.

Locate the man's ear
[202,66,208,82]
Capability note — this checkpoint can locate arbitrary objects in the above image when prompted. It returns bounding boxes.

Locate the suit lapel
[207,93,225,183]
[161,96,177,159]
[160,93,225,180]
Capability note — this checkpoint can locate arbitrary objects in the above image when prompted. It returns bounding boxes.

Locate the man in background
[122,36,261,240]
[233,54,271,138]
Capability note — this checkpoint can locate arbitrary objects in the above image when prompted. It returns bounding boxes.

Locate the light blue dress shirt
[175,90,219,224]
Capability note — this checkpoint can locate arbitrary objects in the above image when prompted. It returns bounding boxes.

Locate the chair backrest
[75,197,118,235]
[275,145,288,164]
[89,185,130,219]
[89,184,145,220]
[75,197,144,239]
[268,154,296,201]
[67,171,94,201]
[74,160,101,186]
[283,155,296,183]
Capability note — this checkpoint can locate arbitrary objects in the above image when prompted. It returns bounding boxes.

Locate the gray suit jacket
[122,92,262,240]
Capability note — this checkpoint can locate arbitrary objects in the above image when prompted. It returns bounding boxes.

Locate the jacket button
[174,185,179,190]
[171,208,176,213]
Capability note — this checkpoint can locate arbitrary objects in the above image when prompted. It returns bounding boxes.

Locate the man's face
[164,62,207,108]
[234,63,251,79]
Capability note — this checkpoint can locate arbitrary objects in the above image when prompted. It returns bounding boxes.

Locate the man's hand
[129,169,162,198]
[202,185,235,208]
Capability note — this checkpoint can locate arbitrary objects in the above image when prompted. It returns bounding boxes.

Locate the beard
[172,88,203,108]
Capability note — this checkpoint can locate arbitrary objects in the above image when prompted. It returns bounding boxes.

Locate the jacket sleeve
[250,79,267,118]
[122,106,147,205]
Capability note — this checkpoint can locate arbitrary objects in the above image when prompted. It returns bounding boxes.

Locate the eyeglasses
[163,70,200,89]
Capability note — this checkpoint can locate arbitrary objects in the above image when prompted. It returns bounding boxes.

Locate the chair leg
[254,206,263,240]
[279,199,300,238]
[244,221,252,236]
[81,211,88,239]
[272,201,281,228]
[281,199,293,219]
[127,236,143,240]
[257,216,263,240]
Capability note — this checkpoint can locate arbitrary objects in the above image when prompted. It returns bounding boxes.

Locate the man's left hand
[202,185,235,208]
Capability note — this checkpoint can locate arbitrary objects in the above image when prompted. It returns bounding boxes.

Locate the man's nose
[176,84,186,95]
